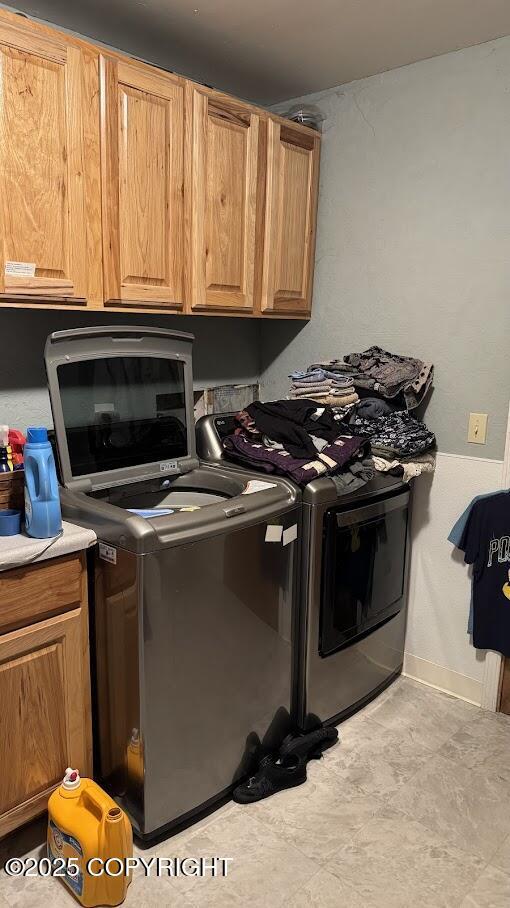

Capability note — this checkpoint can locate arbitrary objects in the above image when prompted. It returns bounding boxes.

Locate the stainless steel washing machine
[197,413,411,730]
[45,328,300,841]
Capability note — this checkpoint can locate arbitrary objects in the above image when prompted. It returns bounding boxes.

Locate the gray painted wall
[261,36,510,459]
[0,309,260,432]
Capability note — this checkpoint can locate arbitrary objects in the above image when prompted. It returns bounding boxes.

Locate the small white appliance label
[282,524,298,546]
[265,524,283,543]
[5,261,36,278]
[99,543,117,564]
[160,461,179,473]
[243,480,278,495]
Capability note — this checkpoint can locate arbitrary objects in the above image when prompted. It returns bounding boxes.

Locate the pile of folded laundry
[348,405,436,482]
[221,345,436,490]
[223,399,371,487]
[288,368,359,408]
[305,345,434,411]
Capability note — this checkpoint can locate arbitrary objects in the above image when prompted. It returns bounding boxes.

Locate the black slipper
[232,753,307,804]
[279,725,339,762]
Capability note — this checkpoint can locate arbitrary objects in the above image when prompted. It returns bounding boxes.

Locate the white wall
[405,452,503,705]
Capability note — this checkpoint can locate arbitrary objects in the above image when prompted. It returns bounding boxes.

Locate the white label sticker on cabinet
[282,524,298,546]
[5,261,36,278]
[265,524,283,543]
[99,542,117,564]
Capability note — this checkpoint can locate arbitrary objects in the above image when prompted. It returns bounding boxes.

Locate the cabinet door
[100,56,184,308]
[0,18,91,302]
[261,120,320,315]
[190,88,259,312]
[0,608,90,836]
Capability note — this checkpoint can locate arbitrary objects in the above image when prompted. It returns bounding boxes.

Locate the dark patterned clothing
[348,410,436,459]
[223,433,367,486]
[344,346,433,408]
[245,400,340,459]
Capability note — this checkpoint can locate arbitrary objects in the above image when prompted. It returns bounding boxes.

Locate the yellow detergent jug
[47,768,133,907]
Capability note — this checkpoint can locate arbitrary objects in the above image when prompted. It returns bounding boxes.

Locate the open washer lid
[45,326,198,492]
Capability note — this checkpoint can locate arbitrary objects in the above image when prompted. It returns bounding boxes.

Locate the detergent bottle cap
[26,427,48,444]
[62,767,81,790]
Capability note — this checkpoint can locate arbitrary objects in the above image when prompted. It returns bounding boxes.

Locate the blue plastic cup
[0,509,22,536]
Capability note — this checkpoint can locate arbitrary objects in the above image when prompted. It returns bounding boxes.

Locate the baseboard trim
[403,652,482,706]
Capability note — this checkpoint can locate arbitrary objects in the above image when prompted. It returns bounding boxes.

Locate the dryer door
[320,490,409,657]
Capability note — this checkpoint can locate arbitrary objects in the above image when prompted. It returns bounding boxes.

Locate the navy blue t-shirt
[459,491,510,656]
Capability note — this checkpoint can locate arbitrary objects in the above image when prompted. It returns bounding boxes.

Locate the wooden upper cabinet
[260,119,320,315]
[0,18,97,303]
[190,87,260,312]
[100,56,185,308]
[0,10,320,317]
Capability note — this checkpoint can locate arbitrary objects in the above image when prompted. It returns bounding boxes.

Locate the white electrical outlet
[468,413,488,444]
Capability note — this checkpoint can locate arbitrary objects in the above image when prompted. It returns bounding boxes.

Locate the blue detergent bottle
[24,427,62,538]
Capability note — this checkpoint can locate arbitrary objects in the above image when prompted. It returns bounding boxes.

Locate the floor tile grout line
[249,782,387,869]
[277,863,325,908]
[477,833,510,877]
[326,809,496,908]
[348,711,444,754]
[324,866,381,908]
[278,866,325,908]
[249,808,339,867]
[238,810,322,908]
[383,789,502,867]
[457,854,500,906]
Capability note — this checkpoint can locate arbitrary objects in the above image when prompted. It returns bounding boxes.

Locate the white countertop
[0,520,97,572]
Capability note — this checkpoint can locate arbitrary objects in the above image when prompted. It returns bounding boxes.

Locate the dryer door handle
[335,490,409,527]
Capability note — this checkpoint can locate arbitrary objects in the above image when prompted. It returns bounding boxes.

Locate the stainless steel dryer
[45,327,299,842]
[197,413,411,730]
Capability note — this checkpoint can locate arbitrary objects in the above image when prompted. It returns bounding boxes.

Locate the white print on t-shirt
[487,536,510,567]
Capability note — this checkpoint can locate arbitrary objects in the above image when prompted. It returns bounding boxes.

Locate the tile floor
[2,677,510,907]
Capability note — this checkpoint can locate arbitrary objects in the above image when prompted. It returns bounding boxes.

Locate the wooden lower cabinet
[0,552,92,838]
